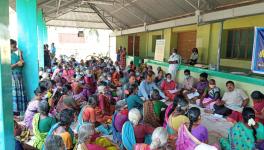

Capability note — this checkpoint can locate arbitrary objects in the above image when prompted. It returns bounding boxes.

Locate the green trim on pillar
[37,9,45,68]
[17,0,39,100]
[0,0,15,149]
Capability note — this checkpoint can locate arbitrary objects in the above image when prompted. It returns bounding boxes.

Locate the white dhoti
[169,64,179,81]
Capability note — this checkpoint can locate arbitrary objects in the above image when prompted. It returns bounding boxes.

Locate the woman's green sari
[220,122,264,150]
[32,113,48,149]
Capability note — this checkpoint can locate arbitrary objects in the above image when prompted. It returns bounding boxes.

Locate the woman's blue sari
[122,121,136,150]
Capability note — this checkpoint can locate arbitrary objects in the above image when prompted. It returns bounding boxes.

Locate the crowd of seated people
[13,52,264,150]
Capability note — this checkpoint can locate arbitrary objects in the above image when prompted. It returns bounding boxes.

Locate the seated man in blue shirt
[138,72,167,100]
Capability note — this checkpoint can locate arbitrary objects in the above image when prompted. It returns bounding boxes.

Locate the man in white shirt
[168,48,181,81]
[214,81,249,116]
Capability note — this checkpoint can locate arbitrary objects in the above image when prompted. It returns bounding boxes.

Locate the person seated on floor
[187,107,208,143]
[176,124,217,150]
[122,108,155,150]
[14,120,24,150]
[224,91,264,124]
[196,79,221,109]
[154,70,164,87]
[44,135,65,150]
[213,81,249,119]
[134,127,169,150]
[71,83,87,107]
[122,74,137,98]
[251,91,264,124]
[32,100,57,149]
[84,68,97,95]
[112,100,128,147]
[47,109,75,150]
[167,96,189,139]
[220,107,264,150]
[97,85,115,116]
[56,94,79,115]
[195,72,209,96]
[182,69,196,93]
[76,123,118,150]
[143,89,167,128]
[24,85,48,130]
[111,67,121,87]
[160,73,178,101]
[128,61,136,71]
[163,95,181,128]
[138,72,167,101]
[126,84,144,112]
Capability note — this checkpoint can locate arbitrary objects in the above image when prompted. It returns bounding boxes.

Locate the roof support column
[37,9,45,68]
[17,0,39,100]
[0,0,14,149]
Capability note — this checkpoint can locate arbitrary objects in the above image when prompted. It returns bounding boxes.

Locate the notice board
[252,27,264,74]
[154,39,165,61]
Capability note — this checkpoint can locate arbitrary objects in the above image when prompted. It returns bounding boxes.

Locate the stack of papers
[187,91,200,99]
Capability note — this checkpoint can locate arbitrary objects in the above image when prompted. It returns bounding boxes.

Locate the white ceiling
[9,0,263,30]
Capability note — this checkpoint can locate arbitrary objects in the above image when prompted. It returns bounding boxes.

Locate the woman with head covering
[76,124,118,150]
[97,85,114,116]
[24,84,48,129]
[143,89,167,128]
[47,109,75,150]
[111,100,128,147]
[111,67,121,87]
[134,127,169,150]
[44,135,65,150]
[32,100,57,149]
[160,73,177,101]
[122,108,154,150]
[220,107,264,150]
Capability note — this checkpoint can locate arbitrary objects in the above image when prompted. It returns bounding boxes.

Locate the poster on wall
[154,39,165,61]
[252,27,264,74]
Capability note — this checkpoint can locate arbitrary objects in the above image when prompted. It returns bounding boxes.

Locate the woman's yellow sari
[32,113,48,150]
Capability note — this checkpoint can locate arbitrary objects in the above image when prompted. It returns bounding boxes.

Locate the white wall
[47,27,116,61]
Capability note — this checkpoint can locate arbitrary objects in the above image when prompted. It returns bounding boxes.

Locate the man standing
[51,43,56,58]
[168,48,181,81]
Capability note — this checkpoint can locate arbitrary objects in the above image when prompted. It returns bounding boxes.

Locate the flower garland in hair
[248,118,256,126]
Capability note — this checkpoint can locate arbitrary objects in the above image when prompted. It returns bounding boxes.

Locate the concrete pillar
[17,0,39,100]
[37,9,45,68]
[0,0,15,149]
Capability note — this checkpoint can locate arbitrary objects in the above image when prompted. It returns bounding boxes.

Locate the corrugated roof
[9,0,263,30]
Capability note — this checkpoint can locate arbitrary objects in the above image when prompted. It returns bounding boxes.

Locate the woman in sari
[134,127,169,150]
[111,67,121,87]
[122,108,154,150]
[24,85,47,129]
[97,86,115,116]
[187,107,208,143]
[76,124,117,150]
[220,107,264,150]
[47,109,75,150]
[167,96,189,137]
[111,100,128,147]
[143,89,167,128]
[33,100,56,149]
[160,73,177,101]
[11,39,27,115]
[154,70,164,87]
[196,79,220,109]
[176,124,217,150]
[120,48,126,70]
[44,135,65,150]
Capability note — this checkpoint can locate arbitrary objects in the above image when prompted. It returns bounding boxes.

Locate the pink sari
[163,103,173,127]
[134,144,150,150]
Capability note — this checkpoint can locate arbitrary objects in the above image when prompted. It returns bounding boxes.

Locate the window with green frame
[152,35,162,52]
[221,28,254,60]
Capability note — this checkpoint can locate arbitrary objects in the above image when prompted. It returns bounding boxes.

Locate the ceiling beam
[128,2,158,22]
[47,24,109,30]
[88,3,114,30]
[38,0,54,7]
[72,10,96,13]
[48,18,103,23]
[45,0,79,16]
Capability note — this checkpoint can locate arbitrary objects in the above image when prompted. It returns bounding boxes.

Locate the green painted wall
[115,14,264,70]
[116,35,128,49]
